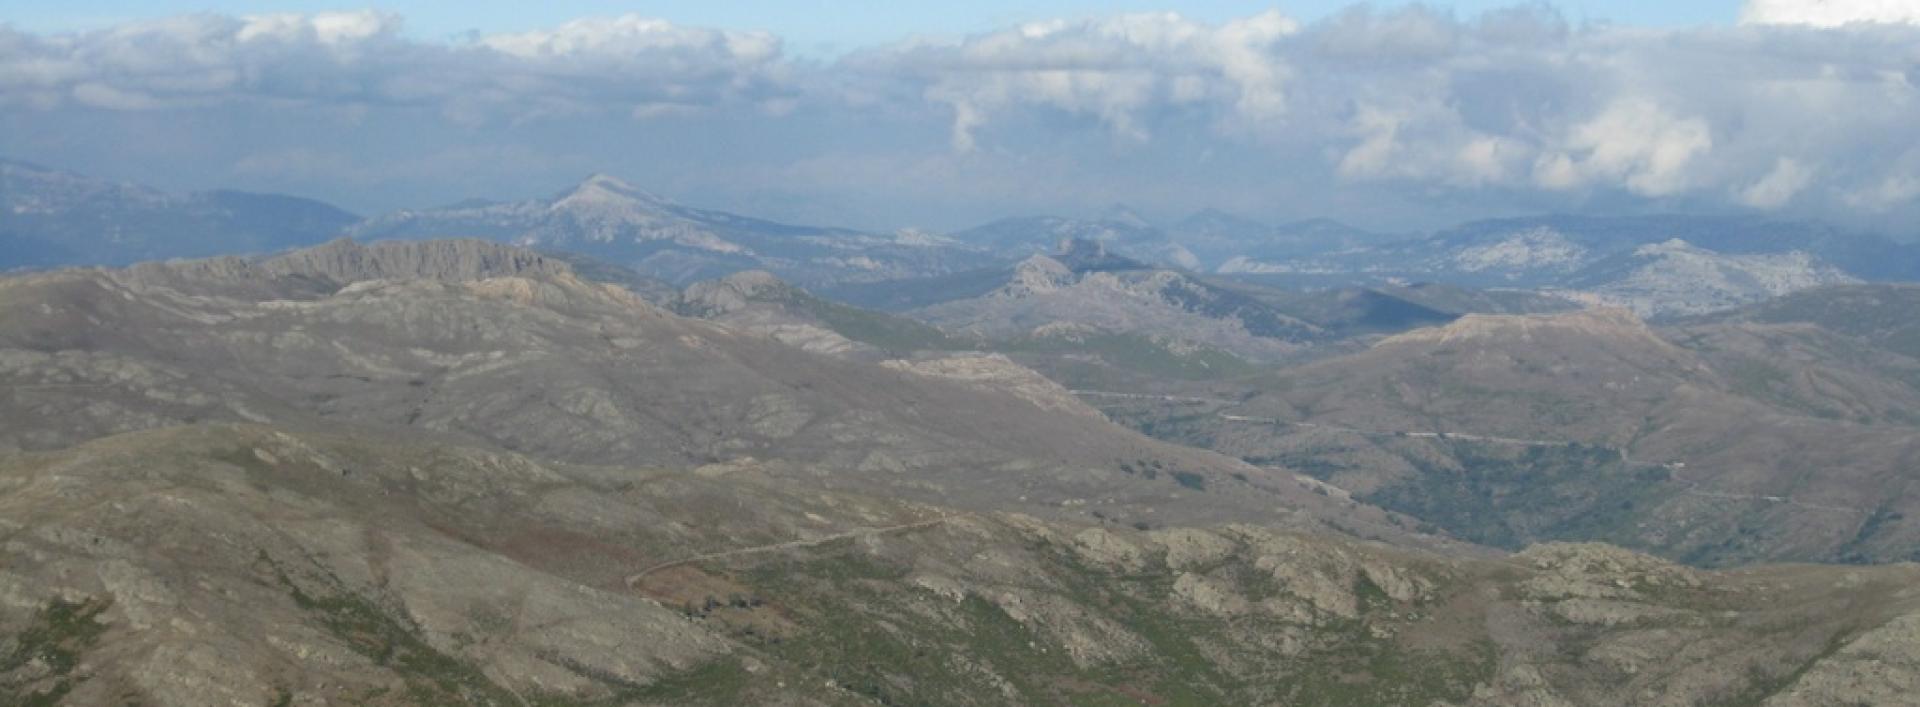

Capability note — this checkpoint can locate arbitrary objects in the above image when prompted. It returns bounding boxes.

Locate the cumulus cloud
[1534,99,1714,197]
[0,12,794,120]
[1847,174,1920,210]
[847,11,1298,150]
[2,7,1919,227]
[1742,0,1920,27]
[1738,158,1815,209]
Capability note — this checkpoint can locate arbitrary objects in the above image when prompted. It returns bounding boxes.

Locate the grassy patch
[1361,441,1669,553]
[262,551,525,706]
[1001,331,1259,381]
[0,596,110,706]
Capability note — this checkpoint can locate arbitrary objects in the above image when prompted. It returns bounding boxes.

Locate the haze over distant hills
[0,159,360,269]
[347,174,998,288]
[8,156,1917,320]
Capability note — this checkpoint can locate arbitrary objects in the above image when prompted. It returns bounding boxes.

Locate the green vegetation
[708,532,1498,707]
[741,551,1081,705]
[1362,441,1670,552]
[1838,506,1907,565]
[777,289,972,354]
[610,658,753,705]
[1002,330,1258,381]
[1171,471,1208,492]
[0,597,109,706]
[263,551,526,706]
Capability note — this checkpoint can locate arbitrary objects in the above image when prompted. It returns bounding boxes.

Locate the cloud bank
[0,12,793,119]
[1,6,1916,231]
[1743,0,1920,27]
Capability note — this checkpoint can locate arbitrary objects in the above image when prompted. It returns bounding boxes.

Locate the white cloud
[4,8,1920,225]
[1738,158,1815,208]
[1540,99,1714,197]
[1846,173,1920,210]
[236,11,397,45]
[480,14,779,66]
[854,11,1298,151]
[1742,0,1920,27]
[0,12,793,120]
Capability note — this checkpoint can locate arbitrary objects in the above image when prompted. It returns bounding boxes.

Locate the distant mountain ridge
[7,156,1917,321]
[953,209,1390,273]
[349,173,996,287]
[913,239,1324,362]
[0,159,360,269]
[1214,214,1913,316]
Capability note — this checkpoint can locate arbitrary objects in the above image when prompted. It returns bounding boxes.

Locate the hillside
[0,238,1424,538]
[914,239,1322,362]
[1218,215,1915,316]
[1560,239,1858,317]
[678,270,970,359]
[1094,307,1920,566]
[4,424,1919,706]
[1698,283,1920,359]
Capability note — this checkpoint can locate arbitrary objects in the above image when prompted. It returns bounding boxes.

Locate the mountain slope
[678,270,969,359]
[1227,214,1915,315]
[0,238,1421,537]
[0,159,359,269]
[349,174,994,287]
[1698,283,1920,359]
[5,424,1920,706]
[914,239,1322,362]
[1560,239,1858,317]
[1097,307,1920,566]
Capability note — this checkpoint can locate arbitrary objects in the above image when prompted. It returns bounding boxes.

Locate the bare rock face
[1071,527,1150,571]
[117,238,579,297]
[882,354,1106,420]
[1517,543,1703,601]
[1151,527,1237,570]
[679,271,874,358]
[914,239,1319,362]
[678,270,790,316]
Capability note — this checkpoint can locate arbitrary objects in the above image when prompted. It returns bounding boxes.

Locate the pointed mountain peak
[552,173,670,210]
[1100,203,1152,229]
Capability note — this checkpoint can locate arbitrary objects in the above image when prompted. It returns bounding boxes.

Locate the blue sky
[2,1,1746,54]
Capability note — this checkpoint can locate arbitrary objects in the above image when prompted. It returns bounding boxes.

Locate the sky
[1,1,1918,234]
[0,1,1748,53]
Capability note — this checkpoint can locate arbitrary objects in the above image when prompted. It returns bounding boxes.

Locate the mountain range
[7,239,1920,705]
[347,174,998,288]
[8,157,1919,320]
[0,159,359,269]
